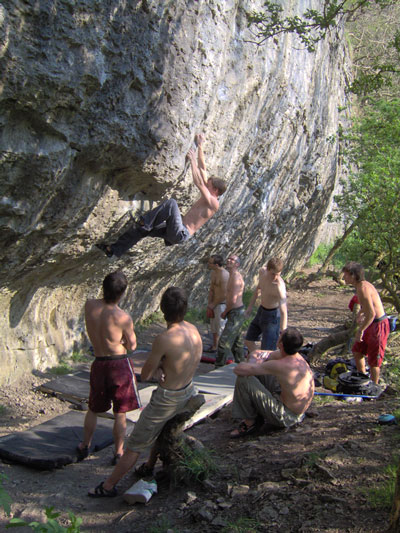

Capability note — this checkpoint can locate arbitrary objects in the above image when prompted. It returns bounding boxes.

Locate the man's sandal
[230,421,258,439]
[135,463,154,478]
[88,481,117,498]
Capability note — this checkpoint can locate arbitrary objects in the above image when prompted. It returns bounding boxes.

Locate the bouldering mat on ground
[0,411,132,470]
[39,369,150,403]
[193,363,237,395]
[39,374,90,402]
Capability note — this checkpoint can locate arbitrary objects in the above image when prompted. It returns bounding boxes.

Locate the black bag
[337,371,382,397]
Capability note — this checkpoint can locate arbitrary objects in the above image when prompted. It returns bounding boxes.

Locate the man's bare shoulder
[85,298,102,313]
[277,276,287,292]
[232,270,243,281]
[357,280,376,298]
[216,268,229,283]
[156,321,200,344]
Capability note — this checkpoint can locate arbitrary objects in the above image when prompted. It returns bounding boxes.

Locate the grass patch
[0,404,7,415]
[312,395,334,405]
[362,461,398,510]
[303,450,329,468]
[148,517,178,533]
[382,352,400,391]
[47,361,73,375]
[7,506,82,532]
[176,443,218,483]
[136,310,164,332]
[0,473,11,517]
[70,352,91,363]
[222,517,261,532]
[185,307,207,324]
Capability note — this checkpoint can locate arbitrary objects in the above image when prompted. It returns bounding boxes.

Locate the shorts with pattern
[88,357,141,414]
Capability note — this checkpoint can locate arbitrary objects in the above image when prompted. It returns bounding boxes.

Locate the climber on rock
[96,133,227,258]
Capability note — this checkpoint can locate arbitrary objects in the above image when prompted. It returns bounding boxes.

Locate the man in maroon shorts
[342,262,390,384]
[76,271,141,464]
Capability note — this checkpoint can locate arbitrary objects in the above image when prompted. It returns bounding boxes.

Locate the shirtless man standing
[97,134,227,258]
[88,286,202,498]
[245,257,288,353]
[206,254,229,352]
[342,262,390,384]
[77,271,140,464]
[215,255,245,367]
[230,327,314,437]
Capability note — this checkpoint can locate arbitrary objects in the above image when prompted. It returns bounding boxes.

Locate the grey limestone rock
[0,0,349,383]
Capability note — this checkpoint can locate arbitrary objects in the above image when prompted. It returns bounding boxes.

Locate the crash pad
[0,411,132,470]
[192,363,237,396]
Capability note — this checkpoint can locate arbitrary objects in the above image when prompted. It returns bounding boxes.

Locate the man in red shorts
[76,271,141,464]
[342,262,390,384]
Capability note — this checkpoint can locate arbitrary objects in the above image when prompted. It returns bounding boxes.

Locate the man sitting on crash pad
[230,327,314,438]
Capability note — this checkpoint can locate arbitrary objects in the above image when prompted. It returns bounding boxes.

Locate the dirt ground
[1,277,399,532]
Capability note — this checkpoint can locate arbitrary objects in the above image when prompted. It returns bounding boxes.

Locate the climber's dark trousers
[110,199,190,257]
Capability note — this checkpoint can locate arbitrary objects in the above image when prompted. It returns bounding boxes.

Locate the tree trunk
[154,394,206,484]
[309,329,351,364]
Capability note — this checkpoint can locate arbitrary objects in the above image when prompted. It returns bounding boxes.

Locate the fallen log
[153,394,208,485]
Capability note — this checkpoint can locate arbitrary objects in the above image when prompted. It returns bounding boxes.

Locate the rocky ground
[0,276,399,532]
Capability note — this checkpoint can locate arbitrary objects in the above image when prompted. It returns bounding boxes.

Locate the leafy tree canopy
[333,99,400,309]
[246,1,400,97]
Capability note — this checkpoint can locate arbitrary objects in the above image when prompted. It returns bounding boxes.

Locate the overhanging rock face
[0,0,349,383]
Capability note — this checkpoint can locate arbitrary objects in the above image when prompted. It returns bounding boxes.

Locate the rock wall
[0,0,349,384]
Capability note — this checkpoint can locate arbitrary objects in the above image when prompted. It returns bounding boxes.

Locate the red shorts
[89,357,141,414]
[352,318,389,368]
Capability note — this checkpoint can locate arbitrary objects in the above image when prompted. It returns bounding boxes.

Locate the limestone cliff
[0,0,349,383]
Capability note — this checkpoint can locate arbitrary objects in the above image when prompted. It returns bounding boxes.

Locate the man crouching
[230,327,314,438]
[88,286,202,497]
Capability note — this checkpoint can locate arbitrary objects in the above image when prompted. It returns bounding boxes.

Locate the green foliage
[242,289,254,308]
[47,361,73,375]
[185,306,207,324]
[70,352,91,364]
[311,233,378,270]
[312,395,335,405]
[6,507,82,532]
[333,99,400,311]
[0,404,7,415]
[0,474,12,517]
[136,310,164,332]
[362,462,397,509]
[148,517,178,533]
[177,444,218,483]
[222,517,261,533]
[246,1,399,96]
[308,243,335,267]
[303,450,328,468]
[383,351,400,391]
